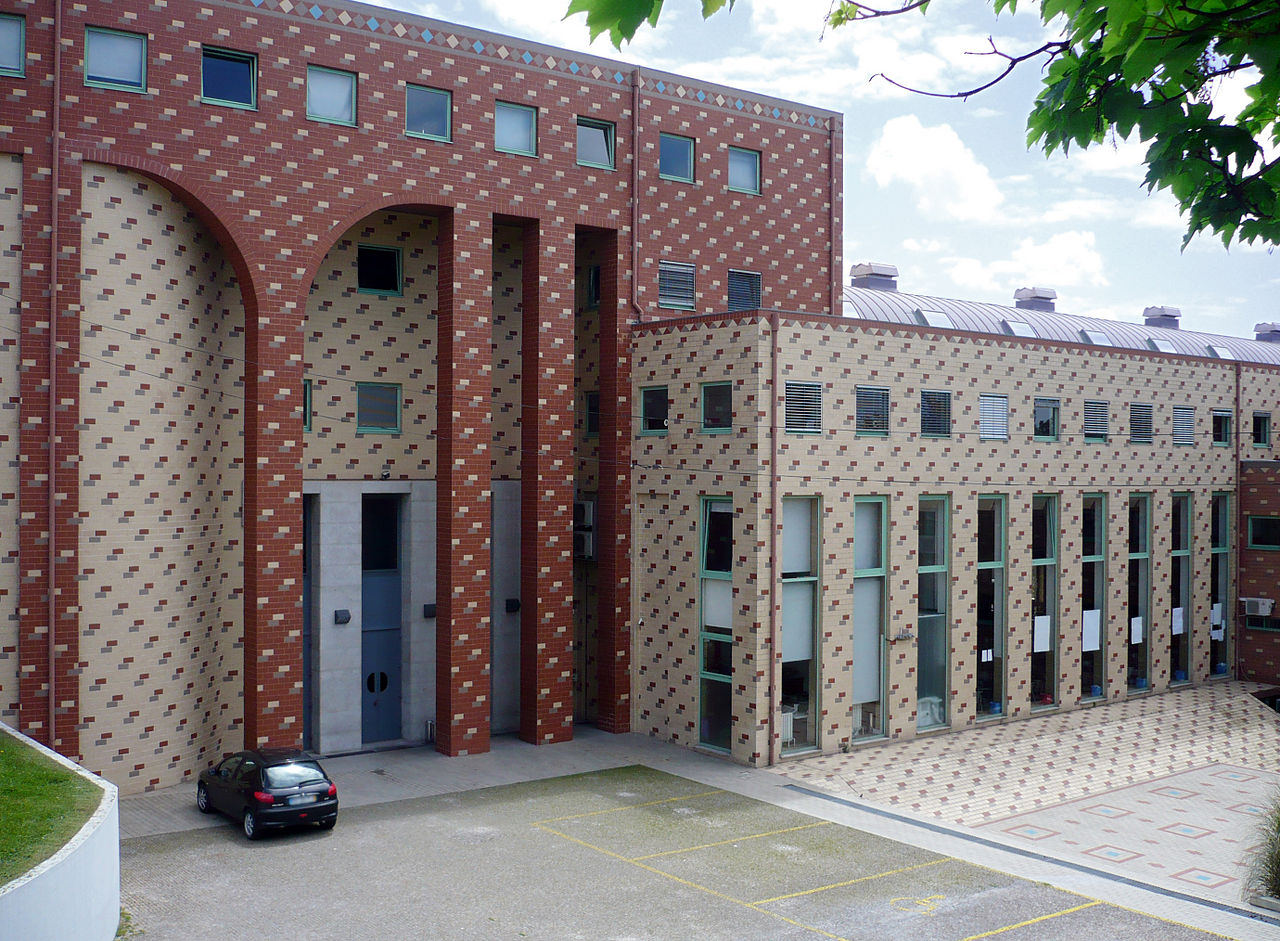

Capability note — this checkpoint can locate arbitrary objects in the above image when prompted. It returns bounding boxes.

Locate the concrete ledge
[0,723,120,941]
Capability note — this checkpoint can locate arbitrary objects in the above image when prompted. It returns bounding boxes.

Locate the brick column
[518,217,575,744]
[435,208,493,756]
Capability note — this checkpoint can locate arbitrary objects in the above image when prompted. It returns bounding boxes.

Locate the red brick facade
[1237,462,1280,683]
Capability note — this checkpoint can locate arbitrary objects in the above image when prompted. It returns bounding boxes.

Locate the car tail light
[327,783,337,798]
[253,791,275,805]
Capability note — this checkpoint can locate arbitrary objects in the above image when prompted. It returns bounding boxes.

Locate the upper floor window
[1081,329,1112,346]
[856,386,889,436]
[978,394,1008,441]
[302,378,313,433]
[494,101,536,156]
[201,47,256,109]
[921,390,951,437]
[356,382,400,433]
[702,382,732,433]
[406,85,450,141]
[1255,412,1272,447]
[1083,399,1108,442]
[0,15,25,77]
[658,261,695,310]
[784,381,822,433]
[1173,405,1195,445]
[727,146,761,194]
[1248,517,1280,550]
[357,245,402,295]
[307,65,356,125]
[659,133,694,182]
[640,386,668,435]
[584,391,600,438]
[576,117,615,169]
[85,27,146,92]
[1129,403,1153,444]
[727,269,761,311]
[1212,409,1233,446]
[1033,397,1059,441]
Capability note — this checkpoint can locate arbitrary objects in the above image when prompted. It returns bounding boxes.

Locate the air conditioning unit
[1242,597,1275,617]
[573,529,595,561]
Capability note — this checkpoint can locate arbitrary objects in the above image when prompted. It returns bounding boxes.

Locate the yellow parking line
[531,788,724,825]
[753,858,949,904]
[631,821,832,860]
[956,901,1102,940]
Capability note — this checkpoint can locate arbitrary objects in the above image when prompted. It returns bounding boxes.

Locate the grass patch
[1247,787,1280,900]
[0,731,102,886]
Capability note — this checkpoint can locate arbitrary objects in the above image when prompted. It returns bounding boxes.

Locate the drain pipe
[1234,361,1243,681]
[767,309,780,766]
[827,119,838,318]
[46,0,64,747]
[630,69,644,322]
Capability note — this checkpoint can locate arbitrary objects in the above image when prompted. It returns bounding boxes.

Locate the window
[781,498,819,751]
[1208,345,1234,360]
[1083,400,1109,442]
[576,117,614,169]
[1211,494,1230,674]
[727,269,761,312]
[494,101,536,155]
[1032,495,1058,707]
[406,85,450,141]
[700,498,733,750]
[85,27,146,91]
[306,65,356,125]
[1003,320,1036,338]
[1034,398,1059,441]
[978,394,1008,441]
[357,245,402,295]
[916,309,954,330]
[584,265,601,309]
[302,378,313,432]
[1249,517,1280,549]
[1081,494,1106,697]
[1173,406,1195,445]
[1148,337,1177,354]
[657,261,695,310]
[640,386,668,434]
[1170,494,1192,683]
[1212,409,1233,446]
[856,386,889,436]
[784,381,822,433]
[920,390,950,437]
[917,496,949,730]
[1128,494,1151,691]
[852,497,886,739]
[201,47,255,108]
[701,382,731,433]
[976,496,1005,717]
[1129,403,1153,444]
[584,391,600,438]
[1255,412,1272,447]
[727,146,761,194]
[356,382,400,433]
[1081,329,1112,346]
[0,15,25,77]
[659,133,694,182]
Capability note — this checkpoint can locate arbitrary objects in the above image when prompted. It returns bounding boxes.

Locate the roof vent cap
[850,262,899,292]
[1144,305,1182,329]
[1014,286,1056,312]
[1256,322,1280,343]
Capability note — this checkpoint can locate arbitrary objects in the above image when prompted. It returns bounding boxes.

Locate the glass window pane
[357,383,399,430]
[702,578,732,630]
[1251,517,1280,548]
[703,384,731,431]
[307,67,355,123]
[854,501,882,571]
[358,245,401,293]
[703,503,732,573]
[406,85,450,139]
[0,17,21,74]
[1032,496,1055,561]
[978,498,1000,563]
[659,133,693,181]
[728,147,759,192]
[1082,496,1103,558]
[641,387,668,432]
[781,499,813,576]
[203,49,254,106]
[919,499,945,567]
[577,119,613,167]
[495,102,535,154]
[1034,398,1058,439]
[86,29,145,88]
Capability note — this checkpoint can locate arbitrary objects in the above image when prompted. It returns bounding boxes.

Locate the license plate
[288,793,318,805]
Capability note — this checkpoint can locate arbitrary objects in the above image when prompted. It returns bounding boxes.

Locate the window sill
[201,98,258,111]
[406,131,452,143]
[577,160,615,171]
[700,428,731,435]
[86,79,147,94]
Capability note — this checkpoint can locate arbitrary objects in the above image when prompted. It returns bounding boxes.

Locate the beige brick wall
[0,154,21,725]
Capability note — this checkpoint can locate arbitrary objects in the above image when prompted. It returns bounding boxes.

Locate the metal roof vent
[1014,287,1056,312]
[1144,306,1181,329]
[850,262,899,291]
[1256,322,1280,344]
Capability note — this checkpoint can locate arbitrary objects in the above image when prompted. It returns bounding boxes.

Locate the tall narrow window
[976,496,1006,717]
[1033,398,1059,441]
[1127,494,1152,691]
[1210,493,1230,676]
[639,386,668,435]
[856,386,890,436]
[1254,412,1272,448]
[1032,495,1058,707]
[302,378,313,433]
[917,497,949,731]
[921,390,951,437]
[1084,400,1109,442]
[584,391,600,438]
[727,269,762,311]
[852,497,886,740]
[306,65,356,125]
[1129,403,1153,444]
[1212,409,1233,446]
[784,381,822,433]
[978,395,1008,441]
[700,499,733,750]
[1081,494,1106,698]
[781,498,819,752]
[1170,494,1191,684]
[701,382,731,433]
[1173,406,1195,446]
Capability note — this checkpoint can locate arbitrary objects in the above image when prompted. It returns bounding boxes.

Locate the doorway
[362,494,403,743]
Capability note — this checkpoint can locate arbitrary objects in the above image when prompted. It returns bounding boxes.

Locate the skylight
[1208,345,1234,359]
[1003,320,1037,338]
[1081,329,1112,346]
[1148,338,1177,354]
[916,308,954,329]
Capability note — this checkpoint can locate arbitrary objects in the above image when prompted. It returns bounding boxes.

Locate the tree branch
[872,38,1067,100]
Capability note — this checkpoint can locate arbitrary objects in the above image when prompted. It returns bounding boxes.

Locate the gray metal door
[362,495,402,743]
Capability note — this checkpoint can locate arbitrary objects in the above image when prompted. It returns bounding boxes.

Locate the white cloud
[866,115,1003,222]
[943,230,1107,294]
[1049,134,1148,182]
[903,237,946,253]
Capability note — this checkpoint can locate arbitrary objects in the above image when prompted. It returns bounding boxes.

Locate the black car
[196,748,338,839]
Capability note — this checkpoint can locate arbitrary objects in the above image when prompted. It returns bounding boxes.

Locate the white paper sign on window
[1130,616,1144,644]
[1082,609,1101,652]
[1172,607,1185,636]
[1033,615,1052,653]
[1211,602,1222,627]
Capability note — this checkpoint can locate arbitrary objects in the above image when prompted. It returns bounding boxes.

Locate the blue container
[1090,684,1102,698]
[1174,669,1187,682]
[989,702,1002,715]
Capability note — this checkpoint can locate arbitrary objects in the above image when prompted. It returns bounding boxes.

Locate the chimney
[1144,305,1181,329]
[1013,287,1056,312]
[850,262,898,292]
[1256,322,1280,343]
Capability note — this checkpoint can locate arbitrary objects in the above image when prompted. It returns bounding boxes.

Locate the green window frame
[1170,493,1192,683]
[976,495,1006,717]
[0,14,25,77]
[699,497,734,751]
[201,46,256,109]
[356,382,401,434]
[639,386,668,435]
[852,496,887,740]
[1128,493,1152,691]
[405,84,451,141]
[1031,494,1059,708]
[495,101,537,156]
[1033,397,1059,442]
[1254,412,1272,447]
[1212,409,1233,447]
[302,378,313,432]
[306,64,357,126]
[84,27,147,92]
[917,495,950,731]
[1081,493,1107,698]
[727,146,761,194]
[701,382,731,434]
[1211,493,1231,674]
[357,244,403,296]
[658,133,694,182]
[1248,516,1280,550]
[576,117,615,169]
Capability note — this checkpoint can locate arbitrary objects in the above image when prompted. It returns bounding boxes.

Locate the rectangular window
[727,269,761,312]
[1032,495,1058,708]
[976,496,1005,717]
[921,390,951,437]
[700,498,733,751]
[302,378,313,433]
[1254,412,1272,447]
[1170,494,1192,683]
[1083,399,1109,442]
[784,381,822,433]
[657,261,695,310]
[701,382,731,433]
[584,265,601,309]
[1172,406,1195,445]
[1081,494,1106,697]
[576,117,614,169]
[852,497,886,740]
[1033,398,1059,441]
[85,27,146,92]
[640,386,668,435]
[659,133,694,182]
[405,85,450,141]
[1249,516,1280,549]
[1210,493,1230,675]
[727,146,761,194]
[1212,409,1233,446]
[584,391,600,438]
[357,245,402,295]
[781,497,819,751]
[1129,403,1153,444]
[0,15,22,77]
[917,496,949,731]
[1128,494,1152,691]
[979,394,1008,441]
[201,47,256,109]
[494,101,536,156]
[856,386,889,436]
[356,382,400,433]
[306,65,356,125]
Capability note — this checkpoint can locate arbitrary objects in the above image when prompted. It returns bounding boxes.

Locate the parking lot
[121,765,1224,940]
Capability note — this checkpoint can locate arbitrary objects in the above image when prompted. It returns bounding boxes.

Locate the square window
[1033,398,1059,440]
[356,383,400,433]
[979,394,1008,440]
[727,146,761,194]
[727,269,761,311]
[306,65,356,125]
[1083,399,1109,442]
[1129,403,1153,444]
[585,391,600,437]
[702,383,732,432]
[1254,412,1271,447]
[302,379,313,432]
[1249,516,1280,549]
[495,101,537,156]
[856,386,889,435]
[659,133,694,182]
[577,117,614,169]
[406,85,450,141]
[1213,409,1232,446]
[0,15,24,76]
[85,28,146,91]
[785,381,822,433]
[201,47,256,108]
[658,260,695,310]
[357,245,402,295]
[640,386,668,434]
[921,390,950,437]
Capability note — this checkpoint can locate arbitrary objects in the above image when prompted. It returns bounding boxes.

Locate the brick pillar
[435,208,493,756]
[518,217,576,744]
[595,231,632,732]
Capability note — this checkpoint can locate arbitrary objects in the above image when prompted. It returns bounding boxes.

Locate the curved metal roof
[842,287,1280,366]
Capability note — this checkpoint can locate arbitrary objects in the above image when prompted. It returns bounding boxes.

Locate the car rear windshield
[263,761,327,788]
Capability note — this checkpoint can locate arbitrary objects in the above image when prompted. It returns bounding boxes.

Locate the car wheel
[317,817,336,831]
[243,809,261,841]
[196,782,213,814]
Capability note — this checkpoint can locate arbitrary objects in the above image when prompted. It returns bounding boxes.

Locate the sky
[368,0,1277,342]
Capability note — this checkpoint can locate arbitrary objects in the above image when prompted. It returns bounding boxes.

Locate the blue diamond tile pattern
[310,4,323,19]
[522,51,533,63]
[473,40,485,53]
[367,17,379,30]
[656,81,665,93]
[614,71,624,83]
[696,90,706,101]
[422,28,433,42]
[570,62,580,74]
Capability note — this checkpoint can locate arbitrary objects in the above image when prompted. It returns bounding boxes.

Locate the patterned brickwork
[0,154,22,727]
[1237,461,1280,682]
